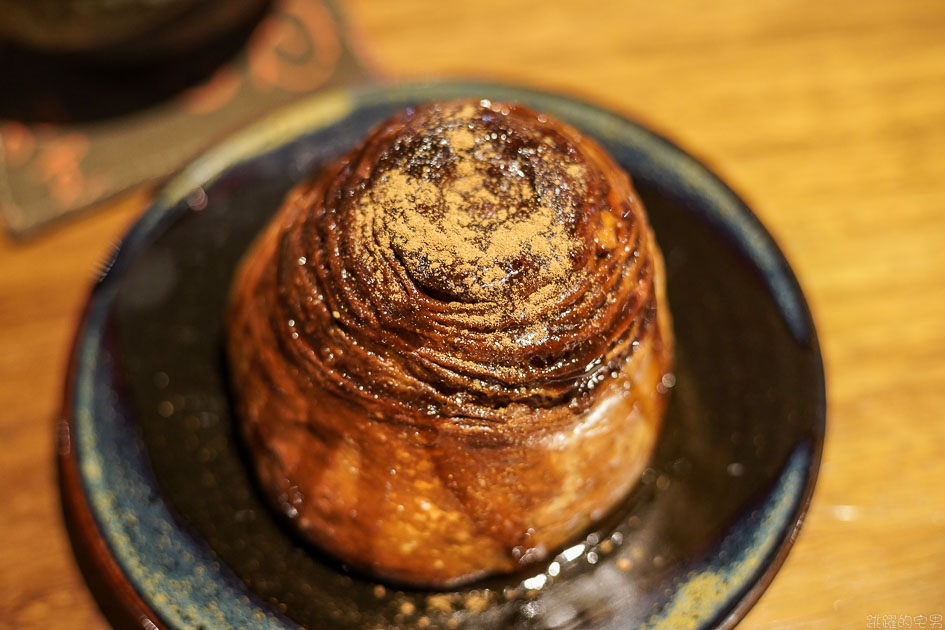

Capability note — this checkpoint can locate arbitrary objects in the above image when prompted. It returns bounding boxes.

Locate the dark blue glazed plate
[59,82,825,630]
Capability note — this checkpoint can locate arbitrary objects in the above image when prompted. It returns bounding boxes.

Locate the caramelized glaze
[227,100,673,586]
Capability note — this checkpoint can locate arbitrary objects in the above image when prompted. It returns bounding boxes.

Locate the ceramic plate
[59,81,825,630]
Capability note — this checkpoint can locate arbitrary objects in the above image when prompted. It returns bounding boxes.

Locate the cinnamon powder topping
[262,100,659,422]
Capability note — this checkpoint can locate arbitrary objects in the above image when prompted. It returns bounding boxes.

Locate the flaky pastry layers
[227,100,673,587]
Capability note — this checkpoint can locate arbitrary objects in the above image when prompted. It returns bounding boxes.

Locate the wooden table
[2,1,943,627]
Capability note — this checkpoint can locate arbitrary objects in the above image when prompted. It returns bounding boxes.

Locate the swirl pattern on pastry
[269,100,656,424]
[227,99,673,586]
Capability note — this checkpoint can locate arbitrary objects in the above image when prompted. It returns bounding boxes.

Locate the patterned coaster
[0,0,372,236]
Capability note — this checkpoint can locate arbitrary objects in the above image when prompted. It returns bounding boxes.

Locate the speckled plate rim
[58,80,826,630]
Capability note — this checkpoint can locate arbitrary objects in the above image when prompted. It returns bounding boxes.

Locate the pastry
[226,99,674,587]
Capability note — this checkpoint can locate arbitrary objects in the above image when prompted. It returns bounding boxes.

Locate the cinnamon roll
[226,99,673,587]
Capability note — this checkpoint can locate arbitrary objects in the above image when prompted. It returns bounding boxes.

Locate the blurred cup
[0,0,270,61]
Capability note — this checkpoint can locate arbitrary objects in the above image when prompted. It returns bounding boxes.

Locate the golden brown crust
[226,100,674,587]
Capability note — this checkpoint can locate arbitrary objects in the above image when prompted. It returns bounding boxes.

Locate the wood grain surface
[1,1,944,628]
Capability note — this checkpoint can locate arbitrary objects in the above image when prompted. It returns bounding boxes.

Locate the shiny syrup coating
[270,100,657,425]
[227,100,673,586]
